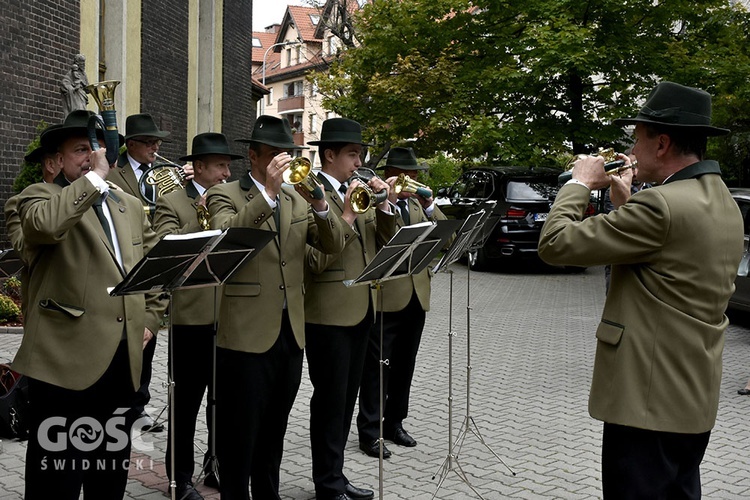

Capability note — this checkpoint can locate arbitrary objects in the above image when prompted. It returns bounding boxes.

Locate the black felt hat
[379,147,428,171]
[180,133,245,161]
[235,115,307,149]
[614,81,729,136]
[124,113,171,140]
[25,124,62,163]
[307,118,372,146]
[40,110,125,150]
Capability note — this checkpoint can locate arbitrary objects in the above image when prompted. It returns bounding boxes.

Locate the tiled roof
[286,6,323,42]
[251,32,280,64]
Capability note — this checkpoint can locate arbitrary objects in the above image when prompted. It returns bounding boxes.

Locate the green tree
[313,0,750,177]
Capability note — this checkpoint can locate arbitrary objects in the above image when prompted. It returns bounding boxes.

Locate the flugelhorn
[348,168,388,214]
[394,174,432,198]
[86,80,120,165]
[282,157,325,200]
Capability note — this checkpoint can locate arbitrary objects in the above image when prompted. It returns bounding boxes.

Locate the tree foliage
[312,0,750,180]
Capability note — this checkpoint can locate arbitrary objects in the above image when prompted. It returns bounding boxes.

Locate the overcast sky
[253,1,308,32]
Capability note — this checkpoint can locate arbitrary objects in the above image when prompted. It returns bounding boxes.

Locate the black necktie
[338,183,347,197]
[273,196,281,230]
[397,199,411,226]
[139,163,155,201]
[92,196,114,247]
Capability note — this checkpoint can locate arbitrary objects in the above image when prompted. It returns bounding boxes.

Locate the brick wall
[140,0,190,162]
[223,0,255,178]
[0,1,80,243]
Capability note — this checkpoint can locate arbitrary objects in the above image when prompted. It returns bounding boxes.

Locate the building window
[267,88,274,105]
[286,48,292,67]
[310,14,320,25]
[309,114,317,133]
[284,81,304,97]
[295,45,302,65]
[252,37,262,48]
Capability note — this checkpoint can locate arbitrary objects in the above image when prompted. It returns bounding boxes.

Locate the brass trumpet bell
[350,183,388,214]
[283,157,324,200]
[85,80,120,165]
[394,173,432,198]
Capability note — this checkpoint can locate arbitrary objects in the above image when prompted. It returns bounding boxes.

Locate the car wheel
[468,248,488,271]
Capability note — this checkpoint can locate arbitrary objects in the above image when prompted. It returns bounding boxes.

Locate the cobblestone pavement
[1,264,750,499]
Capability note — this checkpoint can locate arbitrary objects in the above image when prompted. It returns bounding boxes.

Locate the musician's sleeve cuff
[85,171,110,193]
[564,179,590,190]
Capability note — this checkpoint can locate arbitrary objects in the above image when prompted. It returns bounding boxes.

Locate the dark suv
[436,166,577,270]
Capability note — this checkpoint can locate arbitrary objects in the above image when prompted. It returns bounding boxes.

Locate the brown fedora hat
[235,115,307,149]
[125,113,171,140]
[614,81,729,136]
[180,133,245,161]
[25,124,62,163]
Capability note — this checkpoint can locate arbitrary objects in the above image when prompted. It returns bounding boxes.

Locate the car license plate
[534,213,548,222]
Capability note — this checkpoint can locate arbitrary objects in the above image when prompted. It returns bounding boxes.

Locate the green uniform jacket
[377,200,447,313]
[112,152,142,200]
[538,161,744,434]
[304,182,396,326]
[206,174,345,353]
[14,176,165,391]
[152,182,219,326]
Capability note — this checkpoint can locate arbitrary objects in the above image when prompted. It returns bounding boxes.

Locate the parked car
[435,166,594,270]
[728,188,750,311]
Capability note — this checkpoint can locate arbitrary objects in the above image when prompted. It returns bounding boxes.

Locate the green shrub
[13,120,50,194]
[3,277,22,303]
[0,295,21,323]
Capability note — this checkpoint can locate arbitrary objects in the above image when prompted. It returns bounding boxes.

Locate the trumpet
[282,157,325,200]
[558,148,634,184]
[394,173,432,198]
[346,168,389,214]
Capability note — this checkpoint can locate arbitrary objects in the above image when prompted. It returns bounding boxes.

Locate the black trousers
[165,323,215,486]
[216,311,303,500]
[24,340,137,500]
[306,311,371,498]
[132,334,157,415]
[602,422,711,500]
[357,292,426,443]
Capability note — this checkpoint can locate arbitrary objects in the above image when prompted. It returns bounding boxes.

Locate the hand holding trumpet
[571,151,634,191]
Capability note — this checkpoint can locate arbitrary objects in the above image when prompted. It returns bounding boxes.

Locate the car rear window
[507,180,557,201]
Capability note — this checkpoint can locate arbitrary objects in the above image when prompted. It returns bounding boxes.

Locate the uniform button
[117,317,123,322]
[73,201,79,205]
[281,261,286,266]
[279,285,285,290]
[261,212,266,217]
[345,234,350,239]
[82,192,87,197]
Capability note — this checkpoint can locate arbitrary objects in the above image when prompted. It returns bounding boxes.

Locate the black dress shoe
[345,483,374,499]
[386,427,417,447]
[359,439,392,458]
[139,412,164,432]
[174,482,204,500]
[739,388,750,395]
[317,495,350,500]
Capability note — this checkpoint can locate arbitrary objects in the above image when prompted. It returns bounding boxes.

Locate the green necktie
[397,199,411,226]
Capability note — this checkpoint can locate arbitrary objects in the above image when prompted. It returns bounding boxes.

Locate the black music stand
[0,249,23,279]
[347,219,461,500]
[431,202,514,500]
[111,227,275,500]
